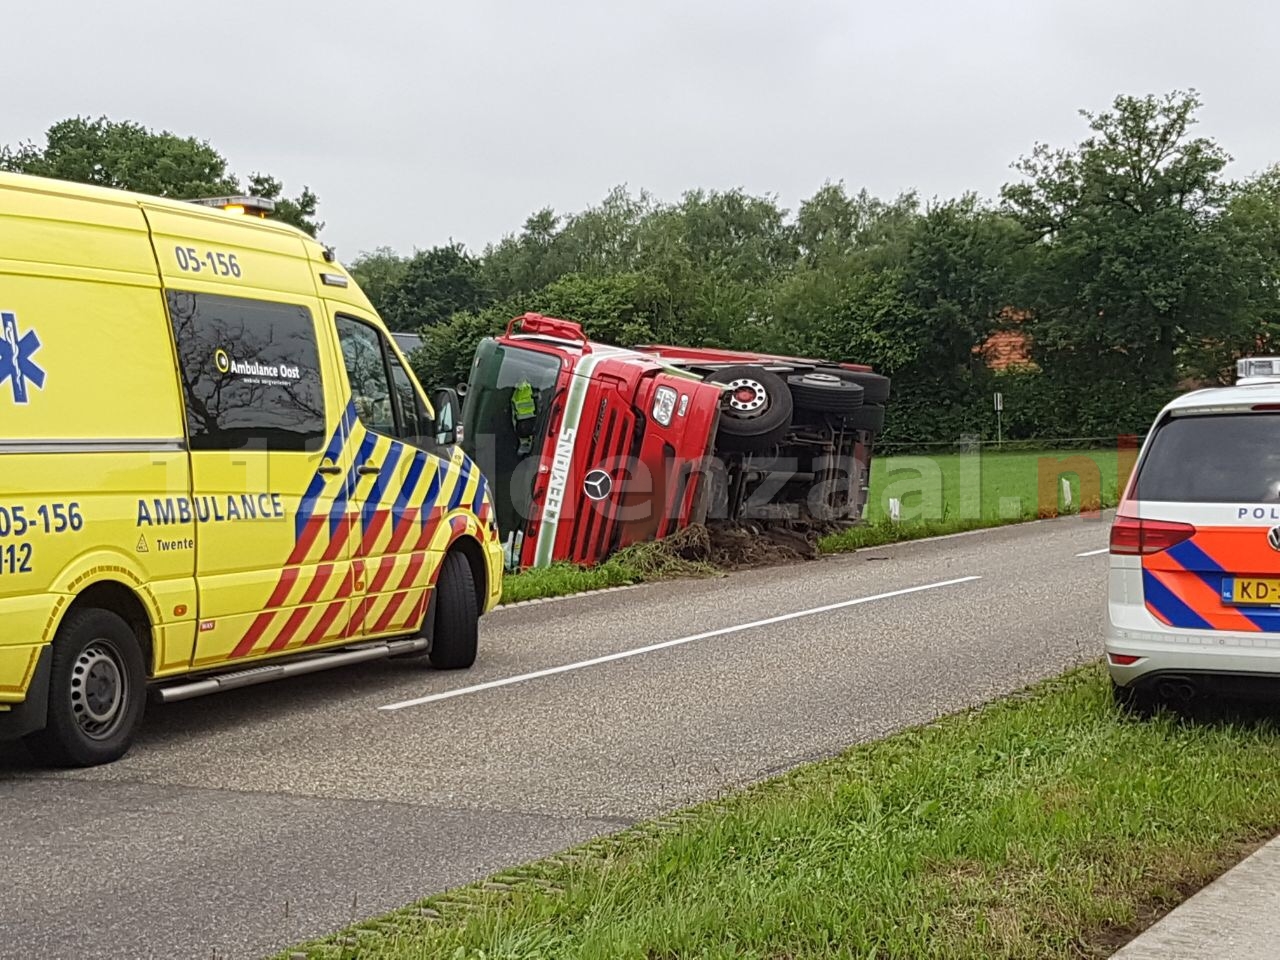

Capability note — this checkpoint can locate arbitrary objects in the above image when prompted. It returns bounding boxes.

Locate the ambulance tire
[429,551,479,670]
[25,608,146,768]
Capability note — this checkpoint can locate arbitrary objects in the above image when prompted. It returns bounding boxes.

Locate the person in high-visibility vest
[511,380,538,454]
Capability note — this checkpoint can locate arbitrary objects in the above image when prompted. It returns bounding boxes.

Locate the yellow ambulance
[0,173,503,766]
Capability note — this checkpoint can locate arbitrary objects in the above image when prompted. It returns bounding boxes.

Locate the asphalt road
[0,515,1112,959]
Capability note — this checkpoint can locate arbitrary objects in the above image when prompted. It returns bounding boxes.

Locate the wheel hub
[726,378,768,417]
[70,642,126,740]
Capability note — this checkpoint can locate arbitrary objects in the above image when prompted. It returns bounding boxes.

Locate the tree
[1002,91,1233,432]
[245,173,322,237]
[532,272,663,346]
[795,182,919,268]
[1,116,322,235]
[384,243,490,331]
[1196,165,1280,378]
[349,247,409,318]
[410,307,508,391]
[482,208,572,300]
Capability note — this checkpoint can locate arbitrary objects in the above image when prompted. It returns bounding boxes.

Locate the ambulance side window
[167,291,326,452]
[335,316,430,445]
[387,353,429,444]
[335,317,395,436]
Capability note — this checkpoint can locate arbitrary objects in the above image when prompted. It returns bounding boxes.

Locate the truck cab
[461,314,723,567]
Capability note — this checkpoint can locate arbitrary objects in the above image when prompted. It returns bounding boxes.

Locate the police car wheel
[25,608,146,767]
[429,551,479,670]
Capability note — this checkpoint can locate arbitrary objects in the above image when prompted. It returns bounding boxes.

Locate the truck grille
[571,394,635,564]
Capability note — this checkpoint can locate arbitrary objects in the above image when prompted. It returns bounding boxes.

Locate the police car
[1107,357,1280,707]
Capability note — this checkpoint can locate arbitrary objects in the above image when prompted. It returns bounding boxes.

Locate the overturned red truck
[457,313,889,568]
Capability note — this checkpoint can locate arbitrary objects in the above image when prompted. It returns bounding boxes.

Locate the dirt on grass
[652,521,842,570]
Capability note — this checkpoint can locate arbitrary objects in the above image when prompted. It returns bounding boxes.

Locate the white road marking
[380,576,983,712]
[1076,547,1109,557]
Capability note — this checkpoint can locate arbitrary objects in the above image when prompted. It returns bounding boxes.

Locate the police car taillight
[1237,357,1280,384]
[1109,515,1196,556]
[190,195,276,218]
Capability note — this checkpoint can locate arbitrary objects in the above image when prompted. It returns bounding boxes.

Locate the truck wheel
[786,373,865,413]
[24,608,146,768]
[707,365,794,452]
[429,551,479,670]
[816,368,891,405]
[843,403,885,432]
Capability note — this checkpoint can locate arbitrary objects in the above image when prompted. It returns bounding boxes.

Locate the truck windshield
[462,339,562,541]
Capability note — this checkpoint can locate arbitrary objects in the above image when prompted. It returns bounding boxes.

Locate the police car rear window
[1135,413,1280,503]
[167,291,326,452]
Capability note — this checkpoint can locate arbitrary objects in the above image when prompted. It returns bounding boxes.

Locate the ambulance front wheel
[25,608,146,767]
[428,550,479,670]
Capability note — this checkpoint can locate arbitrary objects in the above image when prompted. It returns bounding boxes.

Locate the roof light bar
[1237,356,1280,384]
[190,195,276,217]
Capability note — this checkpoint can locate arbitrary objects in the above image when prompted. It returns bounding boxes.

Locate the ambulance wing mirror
[432,387,463,447]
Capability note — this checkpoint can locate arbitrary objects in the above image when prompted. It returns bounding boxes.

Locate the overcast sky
[6,1,1278,260]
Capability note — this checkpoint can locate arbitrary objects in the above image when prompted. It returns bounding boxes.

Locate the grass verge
[281,666,1280,959]
[501,537,716,604]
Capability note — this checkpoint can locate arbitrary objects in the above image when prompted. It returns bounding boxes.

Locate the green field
[283,667,1280,959]
[864,447,1126,524]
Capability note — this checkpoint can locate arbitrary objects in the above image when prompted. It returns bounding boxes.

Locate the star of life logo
[0,311,46,404]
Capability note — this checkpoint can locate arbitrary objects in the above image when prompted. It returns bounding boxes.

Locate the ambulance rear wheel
[429,551,479,670]
[25,608,146,767]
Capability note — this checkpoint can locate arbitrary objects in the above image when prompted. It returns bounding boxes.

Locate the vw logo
[1269,525,1280,552]
[583,469,613,501]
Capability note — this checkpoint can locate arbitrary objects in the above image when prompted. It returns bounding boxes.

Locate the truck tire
[24,608,146,768]
[429,551,479,670]
[786,373,865,413]
[843,403,885,432]
[706,365,794,452]
[817,368,891,405]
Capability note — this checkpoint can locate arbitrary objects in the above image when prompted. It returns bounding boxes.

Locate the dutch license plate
[1226,578,1280,606]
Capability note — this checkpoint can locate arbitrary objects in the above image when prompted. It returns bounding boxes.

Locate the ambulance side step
[154,636,430,704]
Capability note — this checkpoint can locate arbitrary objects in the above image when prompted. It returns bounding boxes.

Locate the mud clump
[654,522,826,570]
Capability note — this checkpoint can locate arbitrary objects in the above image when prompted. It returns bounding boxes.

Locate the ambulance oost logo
[1268,525,1280,553]
[214,348,231,375]
[0,311,46,405]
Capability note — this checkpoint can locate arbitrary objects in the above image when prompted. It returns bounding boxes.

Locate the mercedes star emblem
[583,469,613,501]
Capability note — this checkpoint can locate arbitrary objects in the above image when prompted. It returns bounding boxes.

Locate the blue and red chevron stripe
[229,401,488,660]
[1142,530,1280,632]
